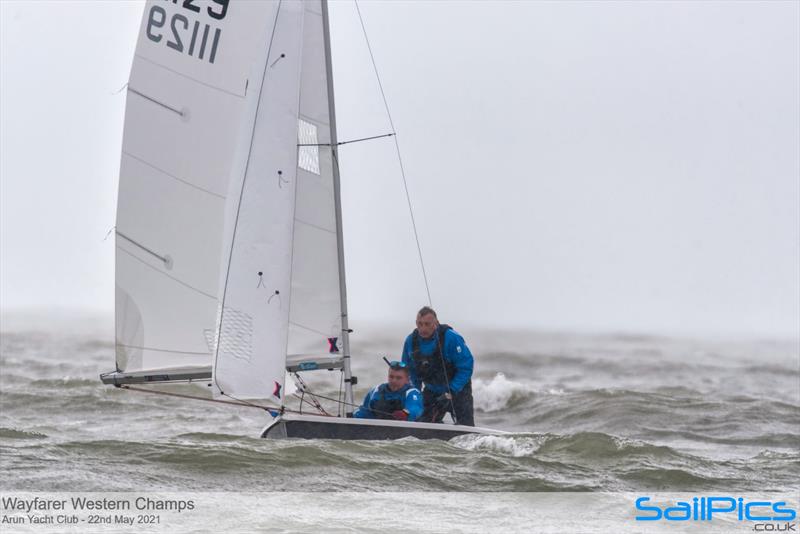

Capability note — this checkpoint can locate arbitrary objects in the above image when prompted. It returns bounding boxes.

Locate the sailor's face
[387,369,408,391]
[416,313,438,339]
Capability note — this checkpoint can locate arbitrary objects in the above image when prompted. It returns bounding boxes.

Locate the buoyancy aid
[411,324,456,386]
[370,383,412,419]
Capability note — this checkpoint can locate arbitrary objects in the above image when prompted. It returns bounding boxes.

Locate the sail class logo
[327,337,339,353]
[635,496,797,526]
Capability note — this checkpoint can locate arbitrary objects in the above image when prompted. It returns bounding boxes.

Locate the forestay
[114,0,277,380]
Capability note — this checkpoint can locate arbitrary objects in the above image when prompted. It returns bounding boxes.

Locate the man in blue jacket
[353,361,423,421]
[401,306,475,426]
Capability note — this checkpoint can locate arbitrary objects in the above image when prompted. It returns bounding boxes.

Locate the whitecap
[472,373,533,412]
[450,434,546,457]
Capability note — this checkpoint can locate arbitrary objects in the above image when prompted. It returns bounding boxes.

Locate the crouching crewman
[353,360,423,421]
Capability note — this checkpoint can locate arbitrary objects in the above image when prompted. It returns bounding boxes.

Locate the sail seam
[293,218,335,234]
[116,343,210,356]
[117,246,216,300]
[289,321,332,337]
[134,54,247,98]
[123,151,226,200]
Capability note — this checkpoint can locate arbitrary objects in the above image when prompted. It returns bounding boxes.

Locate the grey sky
[1,1,798,338]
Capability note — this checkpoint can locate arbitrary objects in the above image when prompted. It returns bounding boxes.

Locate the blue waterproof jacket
[353,383,423,421]
[401,328,474,395]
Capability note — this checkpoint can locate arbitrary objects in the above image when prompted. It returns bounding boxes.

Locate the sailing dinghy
[101,0,502,440]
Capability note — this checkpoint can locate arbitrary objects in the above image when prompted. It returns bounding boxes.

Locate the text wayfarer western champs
[1,496,195,513]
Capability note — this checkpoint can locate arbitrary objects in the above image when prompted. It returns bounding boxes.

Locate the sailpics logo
[635,497,797,523]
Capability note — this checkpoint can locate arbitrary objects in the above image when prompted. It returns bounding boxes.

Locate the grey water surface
[1,316,797,493]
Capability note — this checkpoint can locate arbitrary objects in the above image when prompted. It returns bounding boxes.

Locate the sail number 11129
[146,0,229,64]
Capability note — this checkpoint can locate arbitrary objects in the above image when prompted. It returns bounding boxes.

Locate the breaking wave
[472,373,543,412]
[450,433,547,457]
[450,432,683,461]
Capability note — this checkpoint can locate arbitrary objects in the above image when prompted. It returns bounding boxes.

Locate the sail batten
[132,53,249,98]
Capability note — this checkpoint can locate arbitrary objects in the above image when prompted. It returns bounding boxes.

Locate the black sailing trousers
[420,381,475,426]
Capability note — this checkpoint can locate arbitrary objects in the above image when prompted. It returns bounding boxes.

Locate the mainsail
[107,0,350,404]
[111,1,280,383]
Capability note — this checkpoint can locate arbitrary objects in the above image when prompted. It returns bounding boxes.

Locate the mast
[321,0,354,413]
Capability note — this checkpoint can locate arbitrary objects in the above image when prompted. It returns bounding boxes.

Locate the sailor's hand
[392,409,409,421]
[434,393,451,409]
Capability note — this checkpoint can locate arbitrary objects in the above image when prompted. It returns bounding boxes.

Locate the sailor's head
[415,306,439,339]
[387,360,409,391]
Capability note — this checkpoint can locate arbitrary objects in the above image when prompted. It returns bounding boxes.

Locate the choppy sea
[1,313,798,532]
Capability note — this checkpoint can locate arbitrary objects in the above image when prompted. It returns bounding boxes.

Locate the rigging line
[120,385,274,411]
[434,329,458,424]
[353,0,432,306]
[121,385,331,417]
[219,389,286,413]
[296,132,395,147]
[337,132,395,146]
[338,369,345,417]
[292,373,331,416]
[289,386,390,418]
[289,379,408,419]
[292,391,328,415]
[311,387,398,419]
[287,384,358,409]
[297,389,330,416]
